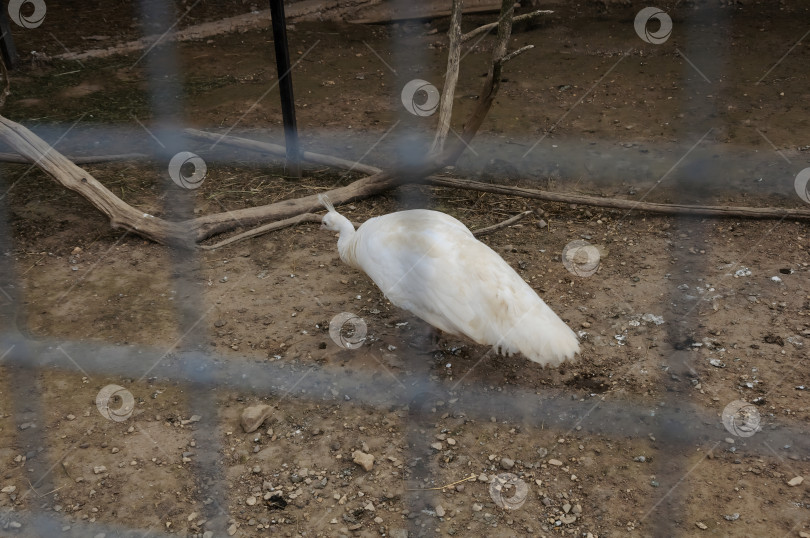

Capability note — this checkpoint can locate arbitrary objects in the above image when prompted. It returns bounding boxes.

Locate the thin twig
[200,213,361,251]
[472,210,532,236]
[461,9,552,43]
[500,44,534,64]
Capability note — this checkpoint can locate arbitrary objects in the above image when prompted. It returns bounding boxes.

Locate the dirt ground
[1,1,809,537]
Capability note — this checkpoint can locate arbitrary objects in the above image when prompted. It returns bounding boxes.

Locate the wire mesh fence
[0,1,809,537]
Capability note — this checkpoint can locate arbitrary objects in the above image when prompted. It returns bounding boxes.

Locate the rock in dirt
[352,450,374,472]
[696,521,708,530]
[241,404,273,433]
[548,459,563,466]
[500,457,515,470]
[788,476,804,486]
[435,505,445,517]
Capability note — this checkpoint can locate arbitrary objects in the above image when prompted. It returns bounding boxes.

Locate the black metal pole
[0,2,19,69]
[268,0,301,179]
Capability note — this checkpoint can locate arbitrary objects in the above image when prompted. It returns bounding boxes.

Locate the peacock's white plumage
[320,197,579,366]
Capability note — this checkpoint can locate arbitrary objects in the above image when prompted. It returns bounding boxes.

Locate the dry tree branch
[188,130,810,222]
[202,208,532,251]
[200,212,365,251]
[501,44,534,64]
[461,9,552,43]
[430,0,464,155]
[439,0,517,165]
[0,55,11,108]
[0,115,188,244]
[0,5,549,247]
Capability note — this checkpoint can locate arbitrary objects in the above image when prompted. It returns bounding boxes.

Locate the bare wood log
[430,0,463,155]
[425,176,810,221]
[461,9,552,43]
[471,210,531,236]
[184,129,381,176]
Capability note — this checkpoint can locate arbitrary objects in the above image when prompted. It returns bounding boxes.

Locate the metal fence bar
[136,0,232,533]
[2,332,806,458]
[0,3,806,537]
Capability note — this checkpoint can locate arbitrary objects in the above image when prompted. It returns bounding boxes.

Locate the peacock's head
[320,211,343,232]
[318,193,353,235]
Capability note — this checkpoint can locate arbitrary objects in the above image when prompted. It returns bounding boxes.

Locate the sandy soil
[0,1,809,537]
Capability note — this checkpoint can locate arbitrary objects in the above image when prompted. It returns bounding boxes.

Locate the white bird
[320,197,580,366]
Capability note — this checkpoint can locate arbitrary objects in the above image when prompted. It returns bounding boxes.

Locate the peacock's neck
[336,220,359,268]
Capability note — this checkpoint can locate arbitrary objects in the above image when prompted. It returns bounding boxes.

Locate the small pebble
[352,450,374,472]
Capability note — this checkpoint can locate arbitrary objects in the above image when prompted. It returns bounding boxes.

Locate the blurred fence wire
[0,1,808,537]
